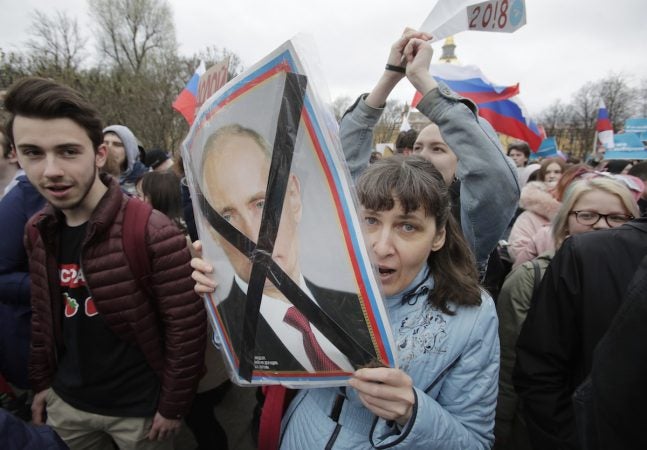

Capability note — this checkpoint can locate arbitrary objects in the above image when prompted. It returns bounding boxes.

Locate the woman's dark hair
[537,157,567,181]
[356,155,481,314]
[141,171,185,230]
[395,129,418,153]
[4,77,104,151]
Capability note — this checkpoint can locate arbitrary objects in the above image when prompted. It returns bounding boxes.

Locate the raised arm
[339,29,431,180]
[405,38,520,268]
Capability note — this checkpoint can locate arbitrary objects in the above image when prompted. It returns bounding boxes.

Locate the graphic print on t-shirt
[59,263,96,318]
[63,293,79,317]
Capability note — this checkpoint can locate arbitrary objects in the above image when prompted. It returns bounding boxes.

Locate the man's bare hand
[147,411,181,441]
[31,389,48,424]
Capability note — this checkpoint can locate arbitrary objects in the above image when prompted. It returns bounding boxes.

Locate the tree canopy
[1,0,242,155]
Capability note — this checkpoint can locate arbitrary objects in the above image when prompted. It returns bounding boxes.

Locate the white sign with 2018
[467,0,526,33]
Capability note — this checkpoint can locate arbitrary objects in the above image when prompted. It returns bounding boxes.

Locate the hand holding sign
[403,38,438,96]
[419,0,526,42]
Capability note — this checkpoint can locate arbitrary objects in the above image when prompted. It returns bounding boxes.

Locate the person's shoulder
[478,289,497,316]
[502,261,536,289]
[143,207,183,236]
[624,217,647,234]
[567,220,647,257]
[450,289,497,327]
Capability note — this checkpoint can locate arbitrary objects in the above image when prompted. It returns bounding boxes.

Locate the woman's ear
[430,226,446,252]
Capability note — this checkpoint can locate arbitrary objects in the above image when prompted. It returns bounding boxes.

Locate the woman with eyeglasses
[495,177,638,450]
[509,177,644,449]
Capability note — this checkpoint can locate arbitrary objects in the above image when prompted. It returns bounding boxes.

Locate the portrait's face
[13,116,106,213]
[413,124,458,185]
[203,134,302,298]
[508,149,528,167]
[103,132,126,172]
[362,199,445,297]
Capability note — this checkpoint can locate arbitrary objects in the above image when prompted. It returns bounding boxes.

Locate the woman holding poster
[193,33,499,449]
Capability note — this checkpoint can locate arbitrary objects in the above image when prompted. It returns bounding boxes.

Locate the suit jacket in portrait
[216,279,377,373]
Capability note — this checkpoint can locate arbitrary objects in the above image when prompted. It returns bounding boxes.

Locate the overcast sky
[1,0,646,116]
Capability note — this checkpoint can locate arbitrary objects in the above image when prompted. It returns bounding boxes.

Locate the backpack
[122,198,154,297]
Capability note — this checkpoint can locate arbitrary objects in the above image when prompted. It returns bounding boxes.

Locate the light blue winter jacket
[279,267,499,449]
[339,85,520,271]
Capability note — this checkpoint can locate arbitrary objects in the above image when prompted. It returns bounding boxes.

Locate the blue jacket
[280,268,499,449]
[339,85,520,271]
[0,176,45,388]
[0,176,45,306]
[0,408,68,450]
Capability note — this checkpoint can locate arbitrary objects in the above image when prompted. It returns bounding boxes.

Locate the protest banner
[197,58,230,109]
[604,133,647,160]
[624,118,647,144]
[420,0,526,42]
[182,39,396,387]
[172,61,205,125]
[624,118,647,133]
[531,136,559,159]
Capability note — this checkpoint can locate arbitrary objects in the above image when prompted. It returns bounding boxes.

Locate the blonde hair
[552,177,639,248]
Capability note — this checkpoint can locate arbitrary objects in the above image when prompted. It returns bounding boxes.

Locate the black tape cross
[197,72,376,381]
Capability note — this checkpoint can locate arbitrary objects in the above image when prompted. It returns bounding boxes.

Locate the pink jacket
[508,182,560,268]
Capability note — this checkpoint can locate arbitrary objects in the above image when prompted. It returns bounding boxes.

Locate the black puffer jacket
[25,174,206,419]
[514,218,647,449]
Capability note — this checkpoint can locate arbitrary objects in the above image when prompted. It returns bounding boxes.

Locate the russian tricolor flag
[478,97,543,151]
[173,61,206,125]
[596,100,615,150]
[412,64,542,150]
[412,64,519,107]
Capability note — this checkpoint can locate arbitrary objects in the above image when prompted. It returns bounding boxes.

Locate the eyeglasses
[570,210,634,227]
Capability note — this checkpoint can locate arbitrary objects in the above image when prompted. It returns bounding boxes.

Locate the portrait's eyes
[254,199,265,211]
[221,212,233,222]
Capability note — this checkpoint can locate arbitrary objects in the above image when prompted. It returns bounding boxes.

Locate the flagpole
[590,130,598,161]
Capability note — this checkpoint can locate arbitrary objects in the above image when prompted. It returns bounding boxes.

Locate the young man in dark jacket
[5,77,206,449]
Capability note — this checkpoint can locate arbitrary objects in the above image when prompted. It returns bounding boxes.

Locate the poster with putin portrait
[182,38,396,387]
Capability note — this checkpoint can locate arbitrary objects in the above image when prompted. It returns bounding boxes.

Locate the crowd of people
[1,28,646,450]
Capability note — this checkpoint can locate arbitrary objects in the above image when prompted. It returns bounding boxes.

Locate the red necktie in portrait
[283,306,341,371]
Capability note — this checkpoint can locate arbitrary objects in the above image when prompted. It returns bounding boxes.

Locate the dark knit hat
[143,148,170,169]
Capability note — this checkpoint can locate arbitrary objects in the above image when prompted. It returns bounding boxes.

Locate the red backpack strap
[123,198,154,298]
